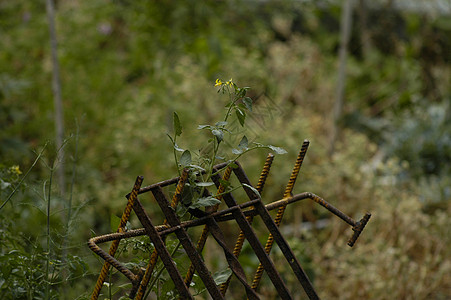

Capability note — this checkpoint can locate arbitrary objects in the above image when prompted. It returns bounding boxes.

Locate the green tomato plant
[168,78,287,216]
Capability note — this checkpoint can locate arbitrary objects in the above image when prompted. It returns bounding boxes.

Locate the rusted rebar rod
[211,167,293,299]
[251,140,309,291]
[88,192,370,254]
[232,164,318,299]
[132,169,189,299]
[220,153,274,295]
[90,176,143,300]
[133,193,193,299]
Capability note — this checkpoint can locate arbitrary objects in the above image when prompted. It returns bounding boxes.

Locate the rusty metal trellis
[88,140,371,299]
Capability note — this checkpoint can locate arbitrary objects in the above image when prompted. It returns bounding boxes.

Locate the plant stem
[223,90,238,124]
[200,88,241,193]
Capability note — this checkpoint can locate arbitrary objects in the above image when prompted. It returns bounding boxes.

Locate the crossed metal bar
[88,141,371,299]
[249,140,310,291]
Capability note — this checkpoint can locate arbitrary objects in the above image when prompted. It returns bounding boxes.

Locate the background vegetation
[1,0,450,299]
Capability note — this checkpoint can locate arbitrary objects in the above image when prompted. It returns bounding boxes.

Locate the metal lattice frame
[88,140,371,299]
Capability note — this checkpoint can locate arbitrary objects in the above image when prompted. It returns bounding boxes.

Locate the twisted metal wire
[183,166,233,287]
[251,140,310,290]
[87,239,137,282]
[91,176,143,300]
[220,153,274,295]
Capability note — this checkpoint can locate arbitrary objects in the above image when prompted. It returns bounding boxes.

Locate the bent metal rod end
[347,212,371,247]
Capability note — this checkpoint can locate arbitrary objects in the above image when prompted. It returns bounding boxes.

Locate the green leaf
[268,145,288,154]
[195,182,215,187]
[212,129,223,142]
[173,112,182,137]
[238,135,248,150]
[242,183,261,199]
[215,121,228,127]
[189,196,221,209]
[242,97,253,112]
[213,268,232,285]
[232,148,242,155]
[198,125,211,130]
[188,164,206,172]
[236,87,249,98]
[237,103,247,110]
[180,150,192,166]
[236,108,246,127]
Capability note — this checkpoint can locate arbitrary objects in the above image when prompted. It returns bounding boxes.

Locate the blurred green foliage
[0,0,450,299]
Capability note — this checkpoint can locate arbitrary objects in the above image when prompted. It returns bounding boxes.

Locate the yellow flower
[226,78,233,86]
[214,79,223,87]
[10,165,22,175]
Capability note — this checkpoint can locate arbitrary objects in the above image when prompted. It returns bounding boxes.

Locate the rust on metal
[90,175,143,300]
[151,185,224,299]
[210,169,293,299]
[220,153,274,295]
[348,212,372,247]
[88,141,371,299]
[251,140,310,291]
[232,161,318,300]
[133,195,193,299]
[132,168,190,299]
